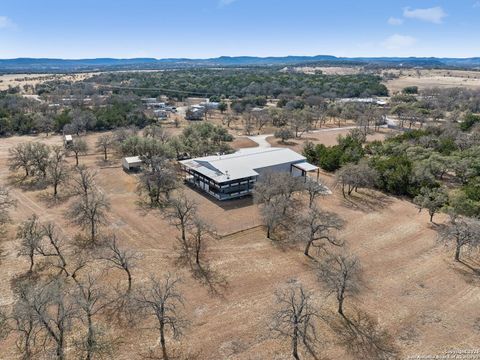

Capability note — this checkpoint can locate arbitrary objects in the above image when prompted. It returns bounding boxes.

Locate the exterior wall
[183,166,256,200]
[182,159,307,201]
[122,159,142,171]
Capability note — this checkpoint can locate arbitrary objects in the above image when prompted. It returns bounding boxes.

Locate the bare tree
[260,196,292,240]
[95,134,115,161]
[144,125,170,143]
[46,146,70,199]
[2,279,42,360]
[292,206,344,257]
[136,274,187,360]
[254,173,304,240]
[70,109,96,135]
[73,275,113,360]
[336,162,378,198]
[34,113,55,136]
[17,215,43,273]
[35,223,70,277]
[29,143,51,180]
[8,143,32,178]
[138,157,179,208]
[103,234,141,293]
[440,218,480,262]
[23,279,76,360]
[222,113,237,128]
[166,193,197,244]
[253,172,304,206]
[68,190,110,244]
[317,252,361,317]
[242,112,255,135]
[270,280,320,360]
[177,216,216,267]
[71,165,97,200]
[0,186,16,228]
[303,180,328,208]
[69,139,88,167]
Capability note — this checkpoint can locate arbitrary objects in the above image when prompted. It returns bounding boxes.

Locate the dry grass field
[383,69,480,93]
[1,129,479,359]
[0,73,98,91]
[267,127,394,152]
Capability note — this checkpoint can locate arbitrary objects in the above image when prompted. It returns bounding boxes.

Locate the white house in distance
[63,134,73,147]
[179,147,320,201]
[122,156,143,171]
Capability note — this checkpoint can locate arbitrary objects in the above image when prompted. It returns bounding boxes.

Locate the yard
[0,131,479,359]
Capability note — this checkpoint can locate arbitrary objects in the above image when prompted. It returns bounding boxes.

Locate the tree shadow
[37,190,73,207]
[328,307,401,360]
[95,158,120,168]
[173,236,229,298]
[191,263,229,298]
[340,189,394,213]
[451,257,480,286]
[7,173,48,192]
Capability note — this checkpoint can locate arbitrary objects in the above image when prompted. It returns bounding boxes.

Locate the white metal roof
[293,162,319,172]
[180,147,309,183]
[123,156,143,164]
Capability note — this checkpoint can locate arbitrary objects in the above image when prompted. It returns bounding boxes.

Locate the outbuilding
[63,134,73,147]
[122,156,143,171]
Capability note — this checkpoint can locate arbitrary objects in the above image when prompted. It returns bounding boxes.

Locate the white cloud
[403,7,447,24]
[0,16,15,29]
[382,34,417,50]
[218,0,237,7]
[388,17,404,25]
[474,1,480,8]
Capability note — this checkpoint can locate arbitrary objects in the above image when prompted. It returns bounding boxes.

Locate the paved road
[247,134,271,148]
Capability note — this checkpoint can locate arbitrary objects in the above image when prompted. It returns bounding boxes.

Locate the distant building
[154,109,168,120]
[185,105,205,121]
[141,98,158,103]
[122,156,143,171]
[338,98,387,106]
[179,147,319,201]
[200,101,220,110]
[63,134,73,147]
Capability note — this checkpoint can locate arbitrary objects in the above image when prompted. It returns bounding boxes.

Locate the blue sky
[0,0,479,58]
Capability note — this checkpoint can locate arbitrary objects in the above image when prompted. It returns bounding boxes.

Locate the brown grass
[0,131,479,359]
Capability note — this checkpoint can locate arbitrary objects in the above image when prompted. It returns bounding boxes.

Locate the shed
[122,156,143,171]
[64,134,73,147]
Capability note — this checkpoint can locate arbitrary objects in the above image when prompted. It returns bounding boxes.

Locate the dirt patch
[267,128,393,152]
[384,69,480,94]
[230,137,258,150]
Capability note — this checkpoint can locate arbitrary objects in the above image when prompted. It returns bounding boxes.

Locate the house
[154,109,168,120]
[122,156,143,171]
[199,101,220,110]
[185,105,205,121]
[63,134,73,147]
[179,147,319,201]
[338,98,387,106]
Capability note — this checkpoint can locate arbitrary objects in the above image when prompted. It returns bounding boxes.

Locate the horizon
[1,54,480,61]
[1,0,479,59]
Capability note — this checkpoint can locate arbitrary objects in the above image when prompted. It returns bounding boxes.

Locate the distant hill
[1,55,480,73]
